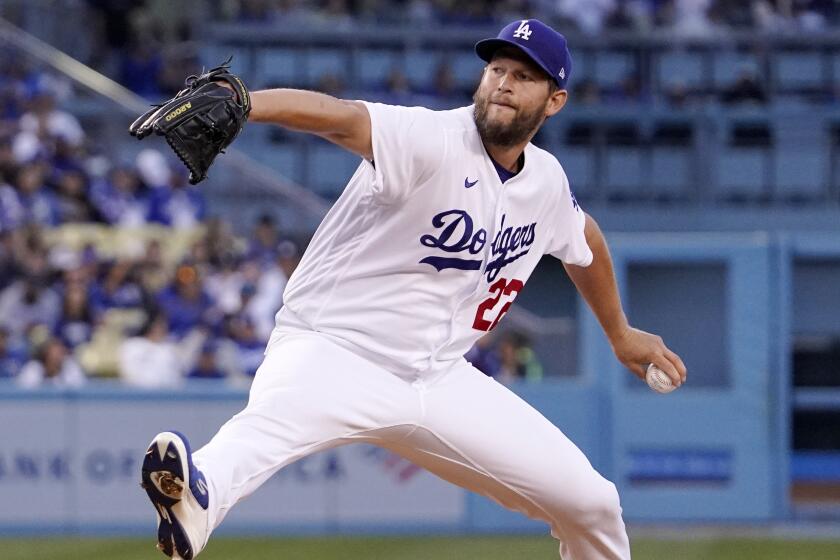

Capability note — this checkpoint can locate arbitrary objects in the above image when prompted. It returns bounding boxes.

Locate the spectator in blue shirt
[465,333,501,378]
[246,214,280,268]
[0,268,61,338]
[53,168,97,224]
[187,340,227,380]
[223,313,264,378]
[55,282,94,349]
[0,178,23,233]
[90,166,150,227]
[13,162,59,227]
[90,259,147,314]
[119,41,164,99]
[157,264,215,338]
[50,136,85,176]
[0,326,26,379]
[148,168,206,229]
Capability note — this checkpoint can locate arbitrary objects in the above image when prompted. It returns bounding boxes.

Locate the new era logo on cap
[475,18,572,89]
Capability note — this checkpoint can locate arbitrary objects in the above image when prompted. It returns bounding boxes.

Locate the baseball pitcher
[132,19,686,560]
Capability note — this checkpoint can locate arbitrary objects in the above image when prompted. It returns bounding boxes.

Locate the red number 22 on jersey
[472,277,523,332]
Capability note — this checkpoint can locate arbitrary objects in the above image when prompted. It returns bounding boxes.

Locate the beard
[473,89,547,147]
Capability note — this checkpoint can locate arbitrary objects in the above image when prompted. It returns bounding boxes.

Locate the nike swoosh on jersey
[464,177,479,188]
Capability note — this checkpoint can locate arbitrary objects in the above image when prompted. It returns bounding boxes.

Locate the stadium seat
[774,51,823,92]
[449,50,484,89]
[556,146,594,200]
[77,308,146,378]
[251,142,304,184]
[203,45,252,75]
[42,223,107,252]
[235,124,267,154]
[115,226,203,265]
[307,143,364,197]
[771,112,827,200]
[593,51,635,89]
[773,147,827,200]
[304,48,349,86]
[650,123,695,200]
[605,148,644,198]
[42,224,203,265]
[257,48,300,86]
[713,117,773,200]
[834,53,840,87]
[557,121,599,200]
[771,95,812,110]
[656,50,704,89]
[717,149,768,200]
[833,125,840,196]
[405,49,439,88]
[650,148,692,200]
[603,123,643,199]
[356,49,401,89]
[76,326,124,378]
[569,50,593,82]
[713,51,761,89]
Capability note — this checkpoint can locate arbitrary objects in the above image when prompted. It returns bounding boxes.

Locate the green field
[3,536,840,560]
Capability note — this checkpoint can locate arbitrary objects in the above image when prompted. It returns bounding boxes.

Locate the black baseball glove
[129,58,251,184]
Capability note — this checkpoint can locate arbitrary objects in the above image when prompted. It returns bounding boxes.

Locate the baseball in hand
[645,363,677,394]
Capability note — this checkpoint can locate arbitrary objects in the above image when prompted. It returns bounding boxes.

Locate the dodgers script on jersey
[273,103,591,376]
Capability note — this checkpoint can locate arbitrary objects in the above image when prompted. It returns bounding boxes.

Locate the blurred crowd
[0,59,306,389]
[213,0,840,33]
[68,0,840,111]
[44,0,838,103]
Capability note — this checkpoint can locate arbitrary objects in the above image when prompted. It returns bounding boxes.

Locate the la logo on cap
[559,68,565,79]
[513,20,532,40]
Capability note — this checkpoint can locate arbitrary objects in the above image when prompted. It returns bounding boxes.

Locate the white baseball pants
[193,332,631,559]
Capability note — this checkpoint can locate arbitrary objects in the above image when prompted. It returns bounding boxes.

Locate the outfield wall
[2,232,838,535]
[0,373,780,536]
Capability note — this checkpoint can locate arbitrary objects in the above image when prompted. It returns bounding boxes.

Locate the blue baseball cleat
[141,431,210,559]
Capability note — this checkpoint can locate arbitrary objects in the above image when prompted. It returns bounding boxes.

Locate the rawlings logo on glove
[129,58,250,184]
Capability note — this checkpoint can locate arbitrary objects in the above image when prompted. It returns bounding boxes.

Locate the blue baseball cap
[475,19,571,89]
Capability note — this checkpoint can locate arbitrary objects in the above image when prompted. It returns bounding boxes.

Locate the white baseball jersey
[274,103,591,376]
[189,103,629,560]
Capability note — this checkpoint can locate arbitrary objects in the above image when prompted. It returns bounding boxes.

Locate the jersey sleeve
[360,102,445,204]
[548,176,593,267]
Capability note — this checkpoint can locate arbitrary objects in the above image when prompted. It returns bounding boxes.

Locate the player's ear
[545,89,567,118]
